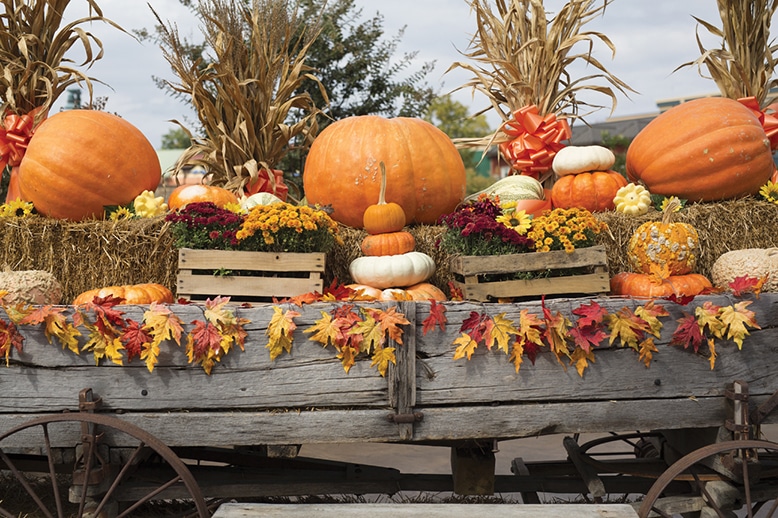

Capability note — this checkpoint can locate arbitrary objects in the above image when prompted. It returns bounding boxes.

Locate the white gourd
[464,174,545,203]
[552,145,615,176]
[349,251,435,289]
[711,248,778,292]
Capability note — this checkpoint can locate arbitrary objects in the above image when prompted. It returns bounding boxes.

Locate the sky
[52,0,755,149]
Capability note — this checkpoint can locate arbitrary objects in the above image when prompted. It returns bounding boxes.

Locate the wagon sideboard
[1,294,776,449]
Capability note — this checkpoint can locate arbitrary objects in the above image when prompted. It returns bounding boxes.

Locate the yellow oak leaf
[141,340,161,373]
[695,301,726,339]
[570,346,595,377]
[453,332,478,360]
[143,303,184,345]
[638,337,658,368]
[370,346,396,377]
[349,312,383,355]
[489,313,519,354]
[266,306,300,361]
[518,309,544,349]
[607,307,647,350]
[708,338,717,370]
[635,301,669,338]
[718,301,760,350]
[304,311,339,348]
[337,344,358,373]
[508,339,524,373]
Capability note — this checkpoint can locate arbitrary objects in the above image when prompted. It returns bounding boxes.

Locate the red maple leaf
[189,320,222,359]
[569,324,608,353]
[665,293,697,305]
[572,301,607,327]
[669,313,704,353]
[0,320,24,363]
[729,275,768,297]
[422,299,447,335]
[121,320,153,361]
[447,281,463,301]
[323,279,355,301]
[523,338,541,365]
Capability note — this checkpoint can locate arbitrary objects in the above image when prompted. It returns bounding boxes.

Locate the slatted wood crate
[176,248,325,301]
[449,245,609,301]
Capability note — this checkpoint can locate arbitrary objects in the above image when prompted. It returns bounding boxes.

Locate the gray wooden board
[213,503,639,518]
[1,295,776,447]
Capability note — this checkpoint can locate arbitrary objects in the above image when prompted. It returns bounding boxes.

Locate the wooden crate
[177,248,325,301]
[449,245,609,301]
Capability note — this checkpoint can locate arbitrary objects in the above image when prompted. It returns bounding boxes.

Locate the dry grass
[0,0,123,116]
[677,0,778,105]
[153,0,327,198]
[450,0,635,151]
[1,198,776,302]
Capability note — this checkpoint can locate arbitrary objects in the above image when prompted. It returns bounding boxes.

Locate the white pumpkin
[240,192,284,210]
[464,174,545,204]
[552,145,615,176]
[349,251,435,289]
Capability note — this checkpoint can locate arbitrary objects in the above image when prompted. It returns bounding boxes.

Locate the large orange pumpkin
[550,171,628,212]
[17,110,161,221]
[625,97,773,201]
[168,184,239,211]
[72,283,174,306]
[610,272,712,298]
[303,116,466,228]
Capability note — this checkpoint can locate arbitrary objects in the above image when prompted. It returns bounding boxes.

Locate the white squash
[349,251,435,289]
[552,145,615,176]
[241,192,284,210]
[464,174,545,204]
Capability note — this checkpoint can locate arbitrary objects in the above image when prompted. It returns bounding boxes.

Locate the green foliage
[161,127,192,150]
[466,168,495,196]
[600,131,630,176]
[424,95,491,171]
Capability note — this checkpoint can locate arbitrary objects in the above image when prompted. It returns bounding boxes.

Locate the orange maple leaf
[337,344,359,373]
[372,306,410,345]
[143,303,184,346]
[0,320,24,366]
[637,337,658,368]
[570,346,595,377]
[422,300,447,335]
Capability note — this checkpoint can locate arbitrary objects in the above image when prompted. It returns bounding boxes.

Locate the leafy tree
[423,95,491,171]
[600,131,631,176]
[160,127,192,150]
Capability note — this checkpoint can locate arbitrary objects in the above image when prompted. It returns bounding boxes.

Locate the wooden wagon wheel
[637,439,778,518]
[0,412,210,518]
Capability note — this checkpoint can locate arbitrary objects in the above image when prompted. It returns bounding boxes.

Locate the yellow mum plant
[235,202,342,253]
[528,207,608,253]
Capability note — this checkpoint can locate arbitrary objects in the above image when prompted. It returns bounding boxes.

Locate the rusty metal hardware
[387,412,424,424]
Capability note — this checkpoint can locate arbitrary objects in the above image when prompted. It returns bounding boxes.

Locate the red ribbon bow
[0,108,44,170]
[737,96,778,150]
[498,105,572,179]
[245,168,289,201]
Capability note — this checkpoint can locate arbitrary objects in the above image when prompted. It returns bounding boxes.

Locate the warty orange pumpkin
[72,283,174,306]
[550,170,628,212]
[303,115,466,228]
[625,97,773,201]
[17,110,161,221]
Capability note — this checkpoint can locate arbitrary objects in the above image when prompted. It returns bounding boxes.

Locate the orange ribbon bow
[738,96,778,150]
[0,107,44,170]
[499,105,572,179]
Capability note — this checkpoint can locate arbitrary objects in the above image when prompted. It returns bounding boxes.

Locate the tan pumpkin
[625,97,773,201]
[303,115,466,228]
[73,283,174,306]
[361,231,416,257]
[627,199,699,276]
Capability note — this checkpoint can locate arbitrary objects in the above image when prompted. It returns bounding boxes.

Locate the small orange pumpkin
[361,231,416,256]
[362,162,407,234]
[346,284,384,300]
[550,170,628,212]
[514,189,553,217]
[73,283,174,306]
[610,272,712,298]
[168,184,239,211]
[388,282,447,301]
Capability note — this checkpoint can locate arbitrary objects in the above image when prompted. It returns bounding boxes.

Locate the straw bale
[1,198,774,304]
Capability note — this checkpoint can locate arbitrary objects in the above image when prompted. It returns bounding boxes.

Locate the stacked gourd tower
[348,163,446,301]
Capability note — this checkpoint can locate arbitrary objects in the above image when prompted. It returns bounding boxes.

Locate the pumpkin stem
[661,197,681,225]
[377,161,388,206]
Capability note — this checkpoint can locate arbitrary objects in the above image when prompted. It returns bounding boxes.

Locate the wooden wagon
[1,293,777,517]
